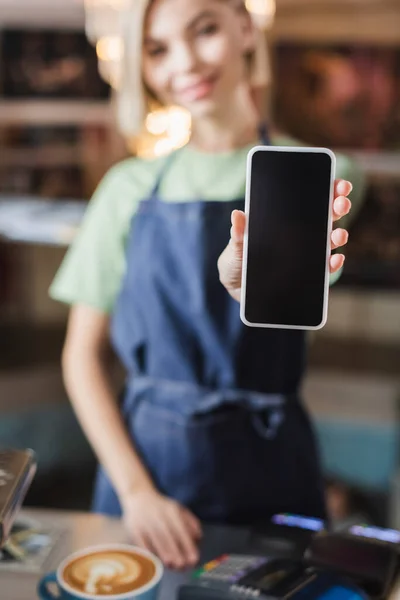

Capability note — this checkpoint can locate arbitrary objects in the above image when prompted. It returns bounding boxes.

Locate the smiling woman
[143,1,254,106]
[50,0,362,572]
[117,0,270,138]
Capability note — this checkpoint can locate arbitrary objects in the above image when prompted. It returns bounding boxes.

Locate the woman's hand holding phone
[218,179,352,304]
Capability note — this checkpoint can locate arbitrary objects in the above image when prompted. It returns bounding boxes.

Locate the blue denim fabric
[92,130,325,523]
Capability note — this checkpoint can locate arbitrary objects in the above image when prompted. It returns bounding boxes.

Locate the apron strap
[259,122,270,145]
[149,150,180,199]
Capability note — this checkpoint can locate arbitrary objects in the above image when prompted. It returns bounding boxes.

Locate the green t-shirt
[50,135,366,313]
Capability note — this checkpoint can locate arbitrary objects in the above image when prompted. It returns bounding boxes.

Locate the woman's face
[142,0,255,118]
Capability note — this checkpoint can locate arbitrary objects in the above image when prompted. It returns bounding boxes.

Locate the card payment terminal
[178,515,400,600]
[178,555,313,599]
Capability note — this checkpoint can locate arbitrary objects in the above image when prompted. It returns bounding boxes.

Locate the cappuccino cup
[37,544,163,600]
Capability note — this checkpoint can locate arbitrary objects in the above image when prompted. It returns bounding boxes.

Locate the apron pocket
[124,378,293,522]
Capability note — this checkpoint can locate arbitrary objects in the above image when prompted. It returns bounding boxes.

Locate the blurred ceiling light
[146,106,191,138]
[133,136,179,160]
[165,106,192,140]
[141,106,191,157]
[145,109,171,137]
[154,138,177,157]
[245,0,276,29]
[95,36,124,89]
[97,57,122,89]
[96,36,124,62]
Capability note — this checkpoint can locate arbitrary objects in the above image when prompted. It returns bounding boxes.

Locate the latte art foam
[62,550,157,596]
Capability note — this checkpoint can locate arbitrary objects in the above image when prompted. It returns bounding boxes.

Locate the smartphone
[349,524,400,545]
[241,146,335,330]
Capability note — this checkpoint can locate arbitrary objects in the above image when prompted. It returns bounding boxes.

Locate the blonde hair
[117,0,271,137]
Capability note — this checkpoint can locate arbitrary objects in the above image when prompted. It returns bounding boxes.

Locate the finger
[132,528,146,547]
[146,527,179,569]
[169,511,199,566]
[330,253,345,273]
[132,528,156,557]
[334,179,353,197]
[143,531,173,568]
[153,520,186,570]
[129,525,147,548]
[331,228,348,250]
[230,210,246,246]
[182,509,202,540]
[333,196,352,222]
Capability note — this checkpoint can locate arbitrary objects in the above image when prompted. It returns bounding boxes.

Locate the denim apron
[92,130,326,524]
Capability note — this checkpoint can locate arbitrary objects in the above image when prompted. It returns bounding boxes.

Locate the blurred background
[0,0,399,529]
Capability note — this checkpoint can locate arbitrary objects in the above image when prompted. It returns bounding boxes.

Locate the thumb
[182,509,202,540]
[230,210,246,255]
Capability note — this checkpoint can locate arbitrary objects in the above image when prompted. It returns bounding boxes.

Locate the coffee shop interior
[0,0,400,597]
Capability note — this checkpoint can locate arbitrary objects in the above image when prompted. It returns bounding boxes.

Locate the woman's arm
[62,304,201,568]
[62,304,154,501]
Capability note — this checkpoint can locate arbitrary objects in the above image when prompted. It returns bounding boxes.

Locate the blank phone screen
[243,149,333,328]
